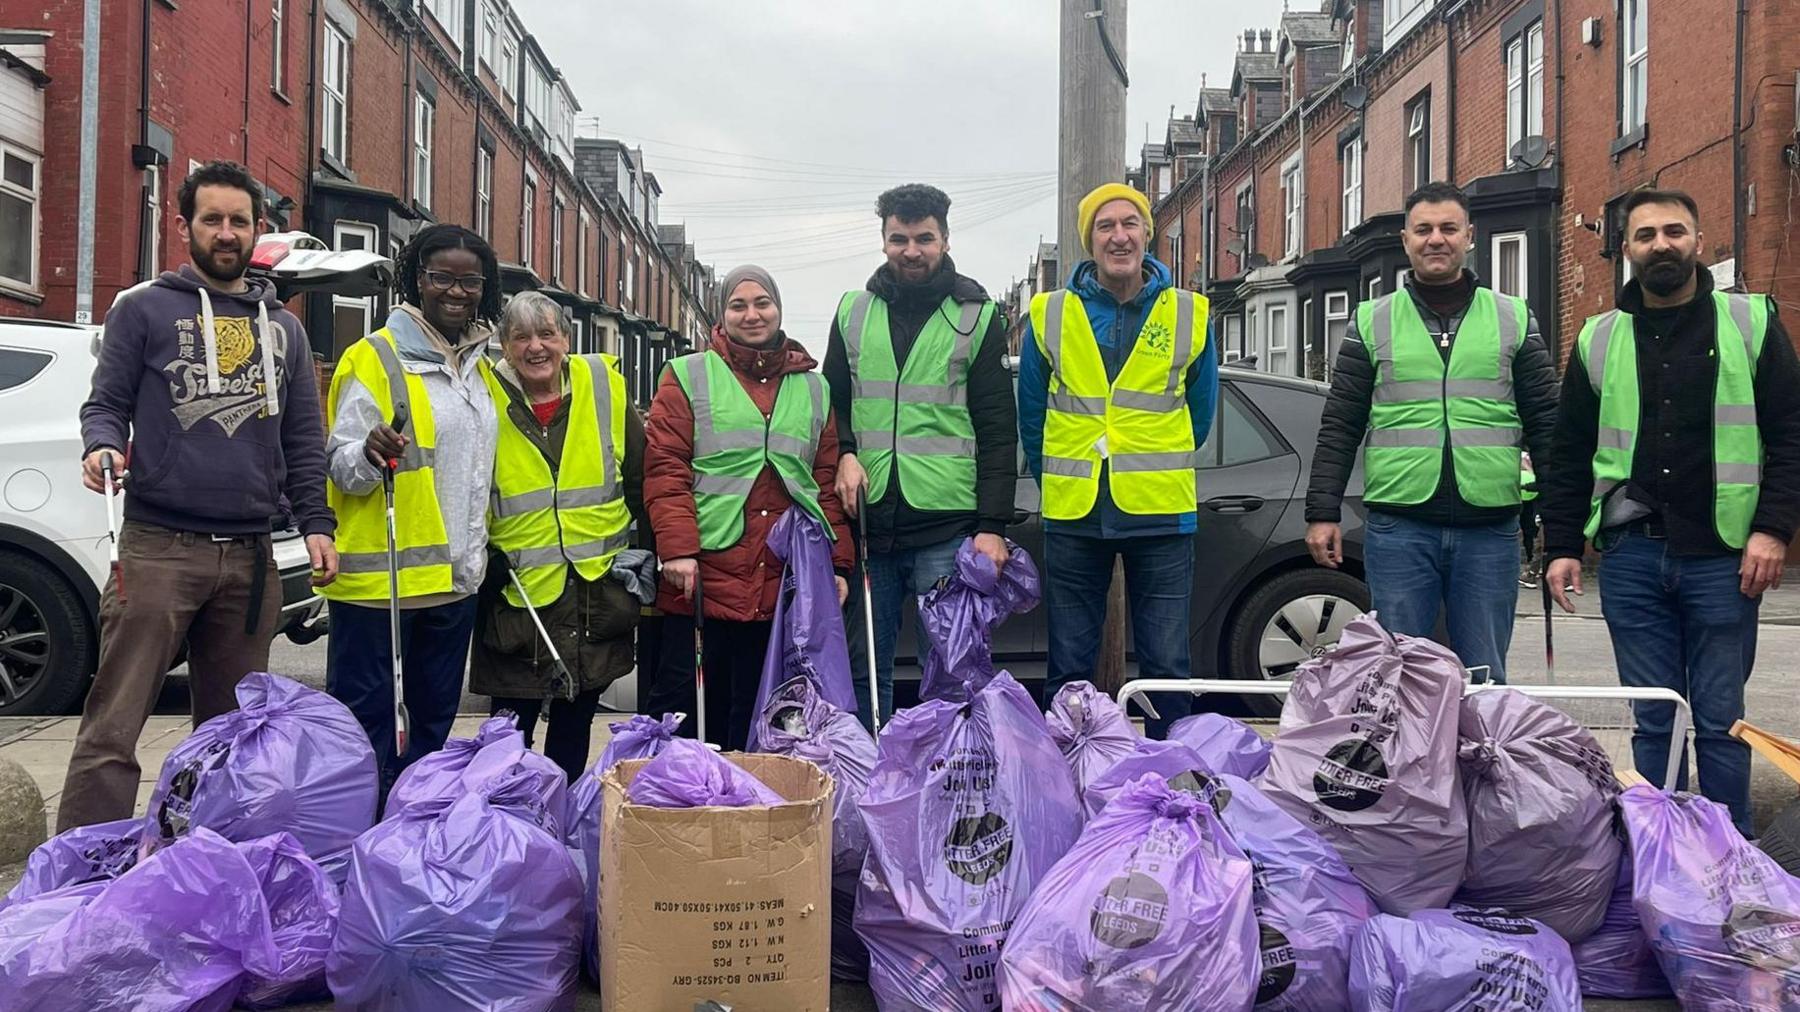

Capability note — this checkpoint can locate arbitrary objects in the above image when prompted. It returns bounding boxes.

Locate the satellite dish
[1343,84,1369,111]
[1225,237,1247,258]
[1509,135,1551,169]
[1246,252,1271,270]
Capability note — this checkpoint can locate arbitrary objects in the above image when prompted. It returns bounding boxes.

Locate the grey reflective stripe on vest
[337,543,453,573]
[1718,462,1763,484]
[1111,449,1199,473]
[556,485,615,509]
[1373,378,1516,403]
[1042,291,1069,375]
[1367,428,1441,448]
[1449,427,1522,448]
[579,354,620,497]
[1166,291,1194,397]
[509,531,631,569]
[492,487,556,518]
[1725,293,1757,366]
[1593,476,1620,499]
[843,292,876,373]
[1112,389,1184,413]
[1369,296,1397,384]
[681,355,715,448]
[948,299,983,380]
[694,473,757,496]
[1042,456,1095,478]
[767,433,815,457]
[853,431,976,456]
[1585,311,1620,395]
[854,380,962,405]
[1049,392,1107,415]
[1598,426,1634,451]
[1495,296,1522,376]
[1716,404,1758,426]
[802,371,826,445]
[367,335,429,473]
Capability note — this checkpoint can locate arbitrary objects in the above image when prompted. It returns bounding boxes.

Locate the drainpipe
[401,23,414,215]
[1550,0,1567,360]
[1732,0,1748,286]
[134,0,152,283]
[302,0,319,234]
[1442,6,1457,184]
[242,0,252,162]
[74,0,100,324]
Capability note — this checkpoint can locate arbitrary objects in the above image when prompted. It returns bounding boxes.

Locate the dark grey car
[893,366,1372,714]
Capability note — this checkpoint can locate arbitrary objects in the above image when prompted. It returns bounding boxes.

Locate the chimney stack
[1244,29,1256,52]
[1260,28,1273,52]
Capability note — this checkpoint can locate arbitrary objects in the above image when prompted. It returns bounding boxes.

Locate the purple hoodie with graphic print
[80,265,334,537]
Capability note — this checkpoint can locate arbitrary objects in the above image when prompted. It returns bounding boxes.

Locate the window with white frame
[1341,139,1362,233]
[0,145,39,291]
[481,3,498,70]
[1324,290,1350,378]
[322,22,349,165]
[577,208,591,297]
[1222,314,1244,361]
[521,172,536,269]
[332,220,379,355]
[1301,297,1313,376]
[1247,308,1261,364]
[424,0,462,43]
[271,0,286,93]
[412,94,434,209]
[1506,21,1545,161]
[1620,0,1647,136]
[1268,303,1290,376]
[550,192,565,283]
[1167,222,1183,284]
[1281,157,1301,258]
[1406,93,1431,192]
[141,164,164,280]
[624,253,636,309]
[1492,232,1528,298]
[1367,275,1383,299]
[476,146,493,238]
[500,29,518,98]
[1235,182,1255,260]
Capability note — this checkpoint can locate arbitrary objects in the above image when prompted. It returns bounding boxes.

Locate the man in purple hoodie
[60,160,338,832]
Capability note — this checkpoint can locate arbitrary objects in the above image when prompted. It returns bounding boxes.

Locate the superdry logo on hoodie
[165,311,288,436]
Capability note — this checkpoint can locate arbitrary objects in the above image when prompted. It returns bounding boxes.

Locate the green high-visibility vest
[669,351,832,551]
[1358,288,1527,508]
[483,354,631,609]
[838,291,993,511]
[1576,291,1767,548]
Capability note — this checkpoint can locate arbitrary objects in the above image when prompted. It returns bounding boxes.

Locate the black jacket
[822,256,1016,553]
[1306,271,1560,526]
[1540,267,1800,560]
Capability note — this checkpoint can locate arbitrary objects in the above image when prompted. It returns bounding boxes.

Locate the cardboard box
[600,752,833,1011]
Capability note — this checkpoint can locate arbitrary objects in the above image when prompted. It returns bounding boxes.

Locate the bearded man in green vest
[1306,181,1560,685]
[823,184,1016,730]
[1542,188,1800,838]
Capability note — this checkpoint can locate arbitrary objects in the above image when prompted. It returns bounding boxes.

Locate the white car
[0,317,324,715]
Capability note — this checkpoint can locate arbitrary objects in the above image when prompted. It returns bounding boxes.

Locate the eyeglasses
[421,270,487,294]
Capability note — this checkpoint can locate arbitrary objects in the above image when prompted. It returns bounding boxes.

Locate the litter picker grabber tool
[100,451,124,603]
[499,557,575,702]
[382,405,411,759]
[1540,532,1558,683]
[692,568,711,749]
[856,486,881,734]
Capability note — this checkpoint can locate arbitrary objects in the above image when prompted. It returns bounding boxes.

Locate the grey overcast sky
[512,0,1290,350]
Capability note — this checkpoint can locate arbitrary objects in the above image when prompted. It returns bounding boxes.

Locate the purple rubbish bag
[142,672,377,882]
[855,671,1082,1012]
[998,774,1260,1012]
[1622,784,1800,1008]
[758,675,879,980]
[2,817,140,908]
[625,737,783,808]
[1572,849,1672,999]
[1454,688,1621,942]
[567,712,681,983]
[1348,907,1583,1012]
[0,827,283,1012]
[1083,738,1219,821]
[235,833,339,1009]
[747,510,860,751]
[384,713,519,815]
[917,539,1039,703]
[1045,680,1140,801]
[1258,614,1467,915]
[1168,712,1272,780]
[328,760,584,1011]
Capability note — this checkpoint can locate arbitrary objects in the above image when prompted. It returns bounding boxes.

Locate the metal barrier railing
[1115,677,1694,791]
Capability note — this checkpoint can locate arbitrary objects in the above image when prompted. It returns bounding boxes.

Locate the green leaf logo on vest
[1138,318,1174,359]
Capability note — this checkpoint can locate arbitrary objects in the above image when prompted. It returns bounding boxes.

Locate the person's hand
[662,557,698,600]
[1546,558,1584,614]
[363,424,408,469]
[972,532,1009,572]
[1740,533,1787,598]
[835,575,849,607]
[1305,522,1343,568]
[306,534,339,587]
[836,453,867,518]
[82,448,127,494]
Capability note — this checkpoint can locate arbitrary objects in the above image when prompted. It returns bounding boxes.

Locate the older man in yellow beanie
[1018,181,1218,737]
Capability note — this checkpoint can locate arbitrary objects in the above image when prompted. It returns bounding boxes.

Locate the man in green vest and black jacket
[1542,188,1800,838]
[1307,182,1560,684]
[823,183,1016,729]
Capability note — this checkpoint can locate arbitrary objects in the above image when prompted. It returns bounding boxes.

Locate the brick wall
[1363,25,1448,217]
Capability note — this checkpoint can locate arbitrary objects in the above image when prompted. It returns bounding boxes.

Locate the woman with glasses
[322,223,502,794]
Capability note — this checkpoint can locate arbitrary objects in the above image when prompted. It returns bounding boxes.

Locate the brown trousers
[55,520,282,832]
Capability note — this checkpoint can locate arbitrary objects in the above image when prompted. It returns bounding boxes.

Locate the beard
[189,236,248,284]
[1635,250,1695,297]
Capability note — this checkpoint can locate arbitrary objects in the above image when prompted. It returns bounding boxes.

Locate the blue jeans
[1363,512,1520,684]
[1043,531,1194,737]
[327,598,476,801]
[1599,532,1758,836]
[847,536,964,731]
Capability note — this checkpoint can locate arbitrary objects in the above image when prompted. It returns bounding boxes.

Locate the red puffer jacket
[645,325,854,622]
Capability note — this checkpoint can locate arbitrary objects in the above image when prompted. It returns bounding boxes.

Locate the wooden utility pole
[1057,0,1131,694]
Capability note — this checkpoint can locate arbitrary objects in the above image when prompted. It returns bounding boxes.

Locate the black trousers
[489,688,604,783]
[642,614,772,751]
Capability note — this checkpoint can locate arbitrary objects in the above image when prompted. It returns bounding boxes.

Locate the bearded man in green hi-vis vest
[823,183,1017,732]
[1542,188,1800,839]
[1305,181,1560,685]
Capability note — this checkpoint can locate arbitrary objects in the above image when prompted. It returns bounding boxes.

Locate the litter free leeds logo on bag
[944,812,1014,886]
[1089,871,1170,949]
[1313,738,1391,812]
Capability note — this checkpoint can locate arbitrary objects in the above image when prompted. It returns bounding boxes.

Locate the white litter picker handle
[1115,678,1694,791]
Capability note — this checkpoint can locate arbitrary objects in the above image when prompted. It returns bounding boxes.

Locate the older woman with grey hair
[474,290,646,781]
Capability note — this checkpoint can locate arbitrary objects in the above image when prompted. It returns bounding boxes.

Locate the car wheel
[1226,568,1371,717]
[0,550,97,715]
